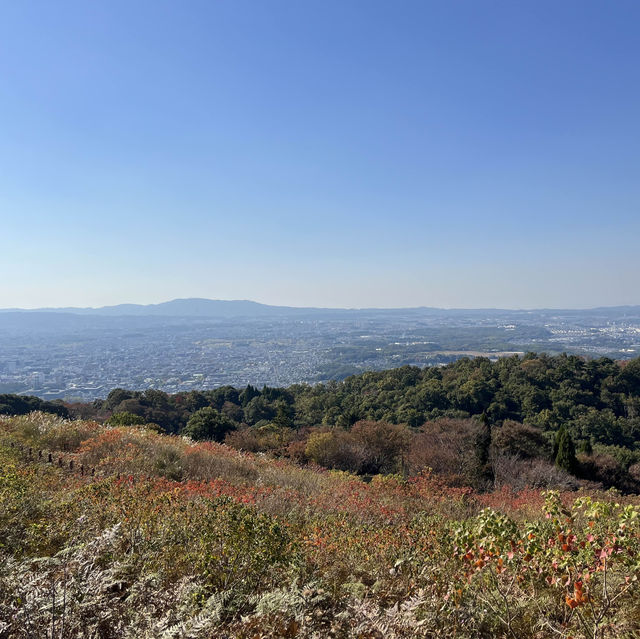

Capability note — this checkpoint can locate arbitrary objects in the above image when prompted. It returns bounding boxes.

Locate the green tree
[240,384,261,407]
[244,397,276,425]
[555,426,578,475]
[474,412,493,484]
[106,411,146,426]
[272,400,294,429]
[182,407,236,442]
[104,388,137,411]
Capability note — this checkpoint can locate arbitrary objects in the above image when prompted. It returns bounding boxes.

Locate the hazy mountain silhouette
[1,298,639,318]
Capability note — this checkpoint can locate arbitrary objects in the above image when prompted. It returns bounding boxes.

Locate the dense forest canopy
[52,353,640,442]
[0,393,69,419]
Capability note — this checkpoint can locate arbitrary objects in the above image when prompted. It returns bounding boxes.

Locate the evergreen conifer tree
[555,426,578,474]
[474,411,493,486]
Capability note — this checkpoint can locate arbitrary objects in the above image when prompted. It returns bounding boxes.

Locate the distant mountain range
[0,298,352,318]
[1,298,640,318]
[5,299,294,318]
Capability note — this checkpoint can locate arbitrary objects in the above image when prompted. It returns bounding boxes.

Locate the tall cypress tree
[555,426,578,475]
[474,411,493,486]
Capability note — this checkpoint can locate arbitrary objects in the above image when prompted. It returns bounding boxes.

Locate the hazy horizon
[2,1,639,310]
[3,296,640,313]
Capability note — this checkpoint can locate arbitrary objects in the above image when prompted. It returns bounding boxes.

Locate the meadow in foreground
[1,413,640,638]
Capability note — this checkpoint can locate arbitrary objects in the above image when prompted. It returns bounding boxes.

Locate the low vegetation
[2,412,640,637]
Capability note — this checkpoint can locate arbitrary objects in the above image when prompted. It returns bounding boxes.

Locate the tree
[555,426,578,475]
[104,388,137,411]
[474,412,493,485]
[0,394,69,418]
[240,384,261,407]
[244,397,276,425]
[620,358,640,395]
[272,400,294,429]
[182,407,236,442]
[180,391,209,412]
[492,420,550,460]
[106,411,146,426]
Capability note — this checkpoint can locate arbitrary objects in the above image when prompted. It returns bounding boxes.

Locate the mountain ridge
[1,297,640,318]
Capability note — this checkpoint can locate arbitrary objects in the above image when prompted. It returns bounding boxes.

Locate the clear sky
[1,1,639,309]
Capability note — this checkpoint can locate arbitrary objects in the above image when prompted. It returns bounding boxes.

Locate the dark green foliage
[239,384,260,406]
[260,385,293,404]
[244,396,276,425]
[0,394,68,418]
[272,400,294,429]
[106,411,147,426]
[555,426,578,475]
[103,388,186,433]
[182,407,237,442]
[335,408,361,429]
[474,412,493,484]
[104,388,136,411]
[620,358,640,395]
[205,385,240,410]
[177,391,209,412]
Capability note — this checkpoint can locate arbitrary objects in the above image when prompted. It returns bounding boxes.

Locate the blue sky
[1,1,638,309]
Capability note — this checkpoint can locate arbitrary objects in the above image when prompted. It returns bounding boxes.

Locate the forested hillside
[4,354,640,492]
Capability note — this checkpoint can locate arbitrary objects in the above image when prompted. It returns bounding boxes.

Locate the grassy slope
[1,412,640,638]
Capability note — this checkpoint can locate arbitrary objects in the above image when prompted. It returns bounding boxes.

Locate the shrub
[182,441,259,483]
[492,454,578,491]
[406,418,482,484]
[2,414,640,638]
[304,429,367,472]
[180,497,295,597]
[579,452,640,492]
[225,424,294,455]
[350,420,410,475]
[492,420,550,460]
[39,419,102,452]
[0,457,44,551]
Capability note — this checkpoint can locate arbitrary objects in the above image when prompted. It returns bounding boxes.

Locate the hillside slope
[1,413,640,637]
